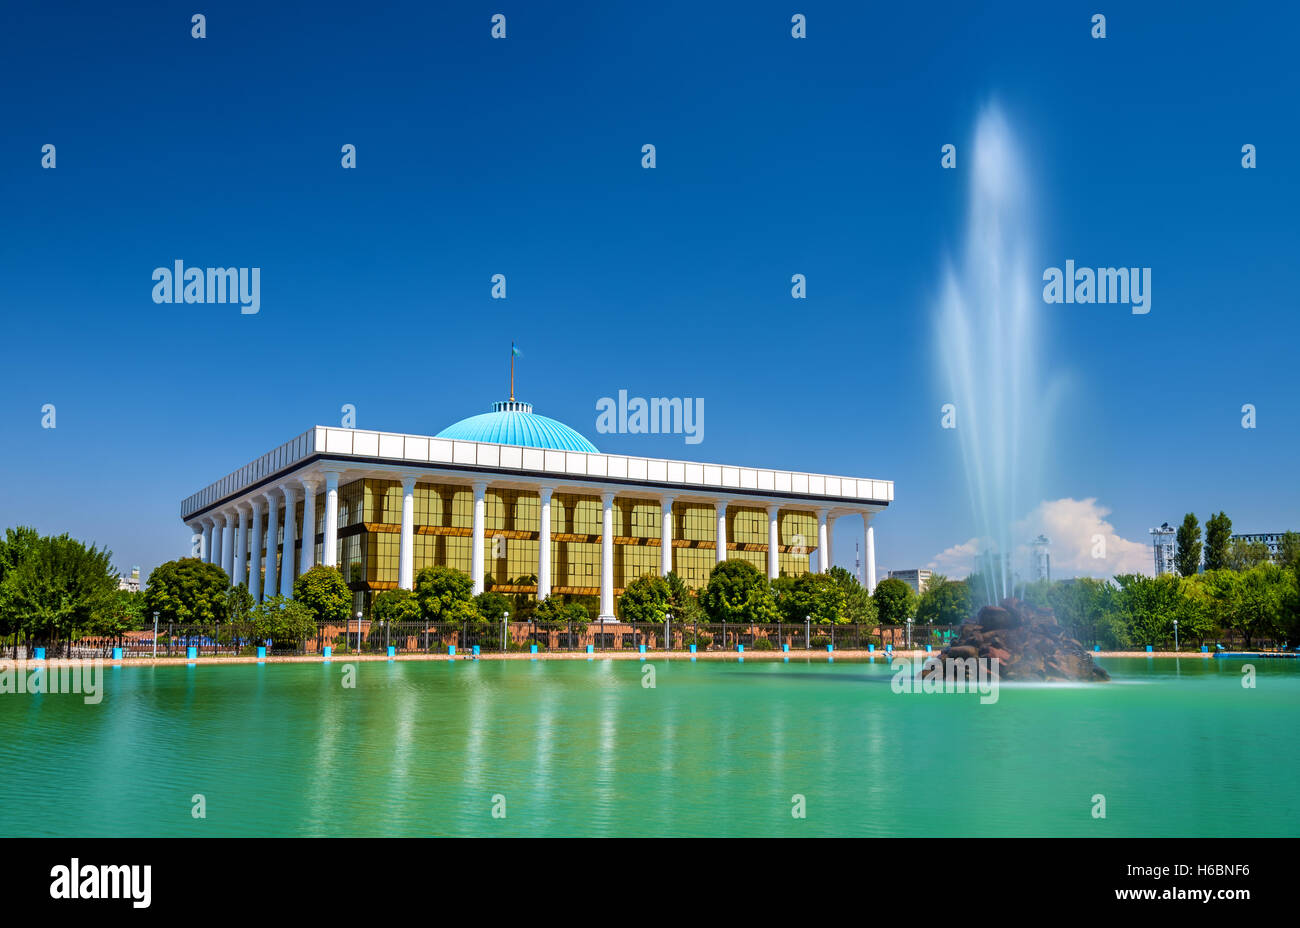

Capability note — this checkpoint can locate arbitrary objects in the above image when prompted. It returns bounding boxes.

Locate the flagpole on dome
[509,343,521,402]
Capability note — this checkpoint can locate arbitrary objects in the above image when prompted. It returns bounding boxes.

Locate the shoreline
[5,649,1226,667]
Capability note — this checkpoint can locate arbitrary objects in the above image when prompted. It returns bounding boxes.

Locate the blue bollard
[782,643,789,652]
[1201,645,1208,653]
[868,643,875,653]
[257,646,266,659]
[826,644,833,652]
[689,644,697,653]
[639,644,646,654]
[447,645,455,656]
[33,647,45,661]
[737,644,744,653]
[323,646,332,658]
[1094,645,1100,652]
[187,646,197,659]
[530,644,538,654]
[387,645,395,658]
[1146,645,1153,653]
[585,645,593,655]
[885,644,893,653]
[111,647,123,660]
[473,645,481,656]
[925,645,931,654]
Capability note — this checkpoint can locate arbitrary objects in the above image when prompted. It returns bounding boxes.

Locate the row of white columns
[192,471,343,603]
[192,473,879,611]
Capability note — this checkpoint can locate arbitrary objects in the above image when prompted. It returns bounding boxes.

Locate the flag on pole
[512,343,521,357]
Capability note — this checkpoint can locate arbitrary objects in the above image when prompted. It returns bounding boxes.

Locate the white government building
[180,397,892,620]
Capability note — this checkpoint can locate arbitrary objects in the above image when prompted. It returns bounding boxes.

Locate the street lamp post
[805,616,811,650]
[153,611,159,659]
[907,617,913,651]
[355,611,362,652]
[502,611,509,652]
[665,612,672,652]
[1173,618,1179,652]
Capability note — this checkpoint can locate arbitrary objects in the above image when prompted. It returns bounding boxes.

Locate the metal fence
[7,623,1285,660]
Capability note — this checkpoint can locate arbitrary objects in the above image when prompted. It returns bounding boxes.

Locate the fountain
[932,106,1105,681]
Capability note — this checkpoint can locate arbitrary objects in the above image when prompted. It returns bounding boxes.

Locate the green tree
[143,557,230,626]
[292,565,351,624]
[414,566,475,622]
[0,527,51,653]
[699,559,779,625]
[775,571,846,625]
[474,590,512,623]
[619,574,672,623]
[225,585,254,625]
[90,589,147,636]
[1175,513,1202,577]
[872,577,917,625]
[1204,512,1233,572]
[1225,538,1271,572]
[1201,564,1293,648]
[664,571,704,624]
[4,533,118,651]
[373,589,422,625]
[535,596,590,630]
[1277,531,1300,572]
[914,575,973,625]
[251,595,318,650]
[828,566,877,624]
[1112,574,1188,647]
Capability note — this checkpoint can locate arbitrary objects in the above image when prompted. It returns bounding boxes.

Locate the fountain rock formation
[925,598,1110,682]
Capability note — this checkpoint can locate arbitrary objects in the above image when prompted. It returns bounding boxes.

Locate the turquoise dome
[436,400,599,453]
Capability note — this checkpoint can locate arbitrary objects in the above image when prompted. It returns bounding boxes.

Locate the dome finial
[509,342,521,401]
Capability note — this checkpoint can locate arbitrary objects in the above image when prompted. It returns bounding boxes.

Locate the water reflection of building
[1149,523,1176,576]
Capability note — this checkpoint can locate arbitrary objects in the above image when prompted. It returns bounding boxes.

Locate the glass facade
[238,477,820,615]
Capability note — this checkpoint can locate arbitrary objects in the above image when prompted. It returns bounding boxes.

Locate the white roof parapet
[181,425,894,520]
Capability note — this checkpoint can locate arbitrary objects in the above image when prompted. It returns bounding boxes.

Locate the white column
[201,520,214,563]
[322,471,340,568]
[221,511,235,576]
[249,499,263,602]
[280,483,298,598]
[865,519,877,593]
[211,518,224,569]
[715,500,728,564]
[826,514,837,573]
[263,492,280,600]
[299,478,320,574]
[538,486,554,600]
[471,480,487,595]
[399,475,416,590]
[816,509,829,573]
[660,495,674,577]
[599,490,616,620]
[766,504,780,579]
[233,505,249,587]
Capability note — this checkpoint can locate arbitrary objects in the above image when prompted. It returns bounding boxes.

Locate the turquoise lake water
[1,656,1296,837]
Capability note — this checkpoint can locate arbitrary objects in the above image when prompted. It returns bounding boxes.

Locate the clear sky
[2,1,1296,583]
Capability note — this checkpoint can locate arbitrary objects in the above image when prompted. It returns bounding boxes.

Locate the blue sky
[2,1,1296,582]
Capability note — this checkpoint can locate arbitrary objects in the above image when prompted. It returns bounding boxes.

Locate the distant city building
[1031,534,1051,582]
[1230,533,1289,562]
[1150,523,1176,576]
[118,566,140,593]
[889,568,932,594]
